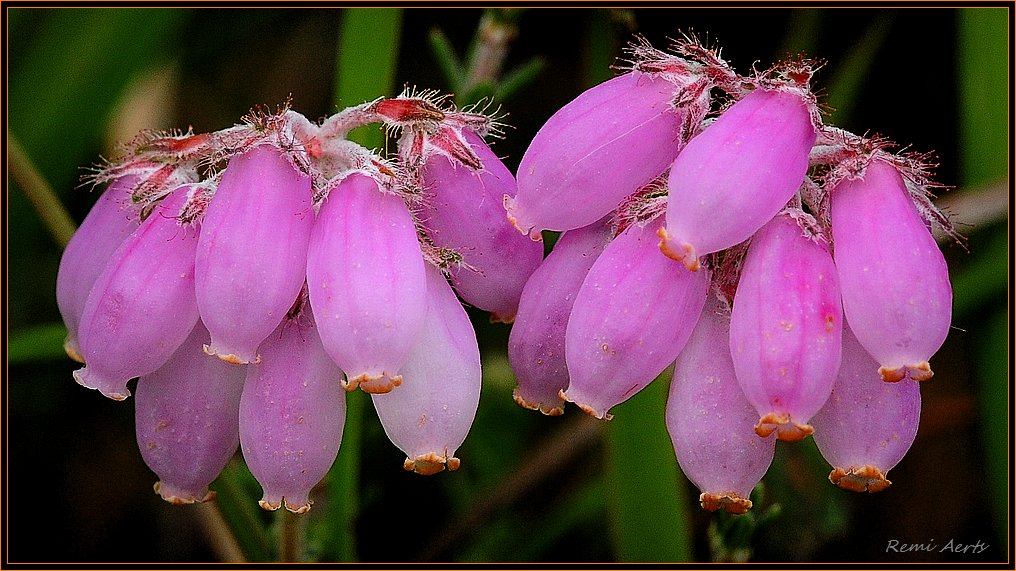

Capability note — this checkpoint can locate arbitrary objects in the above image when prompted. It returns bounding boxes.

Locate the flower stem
[278,509,301,562]
[7,131,77,247]
[196,501,247,563]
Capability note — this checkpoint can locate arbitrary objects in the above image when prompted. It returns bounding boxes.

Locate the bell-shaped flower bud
[667,296,776,514]
[812,326,921,493]
[73,185,201,401]
[306,173,428,393]
[239,306,346,513]
[659,88,817,271]
[371,265,481,475]
[562,217,710,419]
[830,159,952,382]
[507,72,687,238]
[57,176,141,362]
[195,144,314,365]
[729,213,843,441]
[135,320,245,504]
[508,219,612,415]
[419,130,544,322]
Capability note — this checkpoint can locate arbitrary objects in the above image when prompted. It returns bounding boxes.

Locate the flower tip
[73,367,131,401]
[489,310,516,324]
[829,465,892,493]
[64,337,85,364]
[754,413,813,441]
[403,452,460,475]
[656,227,699,271]
[202,344,254,366]
[559,389,613,421]
[153,481,215,505]
[284,498,313,514]
[513,387,565,416]
[503,194,543,242]
[699,492,753,515]
[344,372,403,394]
[880,362,933,382]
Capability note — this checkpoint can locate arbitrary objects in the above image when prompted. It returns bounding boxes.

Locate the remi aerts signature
[886,539,990,554]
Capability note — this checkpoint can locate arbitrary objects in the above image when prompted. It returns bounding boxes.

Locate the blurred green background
[6,7,1010,563]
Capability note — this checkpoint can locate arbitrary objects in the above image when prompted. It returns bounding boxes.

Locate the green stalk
[7,132,77,248]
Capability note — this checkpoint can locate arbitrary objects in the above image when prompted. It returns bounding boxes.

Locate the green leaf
[604,373,692,562]
[951,227,1008,319]
[957,8,1008,187]
[213,460,275,562]
[8,323,69,363]
[496,56,546,102]
[334,8,403,151]
[824,13,895,126]
[974,309,1008,544]
[428,27,465,92]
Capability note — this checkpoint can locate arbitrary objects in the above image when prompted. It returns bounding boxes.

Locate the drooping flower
[830,158,952,382]
[729,213,842,441]
[508,218,612,415]
[57,176,141,362]
[659,88,817,271]
[306,172,428,394]
[562,217,710,419]
[419,130,544,322]
[667,296,776,514]
[135,320,246,504]
[239,303,346,513]
[73,185,201,401]
[194,143,314,365]
[371,264,481,475]
[812,325,921,493]
[507,72,692,238]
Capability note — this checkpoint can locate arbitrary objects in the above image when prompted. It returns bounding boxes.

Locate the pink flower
[830,159,952,382]
[135,320,245,504]
[729,213,842,441]
[659,88,816,271]
[562,217,709,419]
[507,72,687,238]
[370,265,481,475]
[195,144,314,365]
[73,185,201,401]
[667,296,776,514]
[508,218,612,416]
[306,173,427,394]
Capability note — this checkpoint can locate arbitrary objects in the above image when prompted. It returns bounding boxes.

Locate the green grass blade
[213,460,275,562]
[604,374,692,562]
[8,323,69,363]
[334,8,403,151]
[824,12,895,126]
[957,8,1008,187]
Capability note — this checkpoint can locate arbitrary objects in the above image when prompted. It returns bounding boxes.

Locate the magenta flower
[419,130,543,322]
[57,176,140,362]
[812,326,921,493]
[239,305,346,513]
[507,72,687,238]
[73,185,201,401]
[659,88,817,271]
[667,296,776,514]
[508,219,612,415]
[306,173,428,394]
[371,265,481,475]
[195,143,314,365]
[729,213,842,441]
[830,158,952,382]
[135,320,245,504]
[562,217,709,419]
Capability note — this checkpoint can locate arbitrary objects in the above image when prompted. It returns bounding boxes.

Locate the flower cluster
[57,92,544,512]
[507,35,955,512]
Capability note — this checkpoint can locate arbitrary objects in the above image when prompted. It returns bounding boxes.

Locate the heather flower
[306,172,427,394]
[239,303,346,513]
[195,143,314,365]
[73,185,201,401]
[56,175,140,362]
[667,296,776,514]
[812,326,921,493]
[419,130,543,322]
[729,213,842,441]
[830,158,952,382]
[507,72,697,238]
[562,217,709,419]
[135,320,245,504]
[509,218,612,415]
[659,88,817,271]
[371,265,481,475]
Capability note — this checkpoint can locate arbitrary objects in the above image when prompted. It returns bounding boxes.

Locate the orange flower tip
[513,388,565,416]
[656,228,699,271]
[700,492,753,515]
[489,311,516,324]
[64,338,85,364]
[258,499,282,512]
[907,362,934,382]
[202,344,250,365]
[348,372,403,394]
[878,365,908,383]
[404,452,459,476]
[755,413,813,441]
[560,389,613,420]
[284,498,313,514]
[154,482,215,504]
[829,465,892,493]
